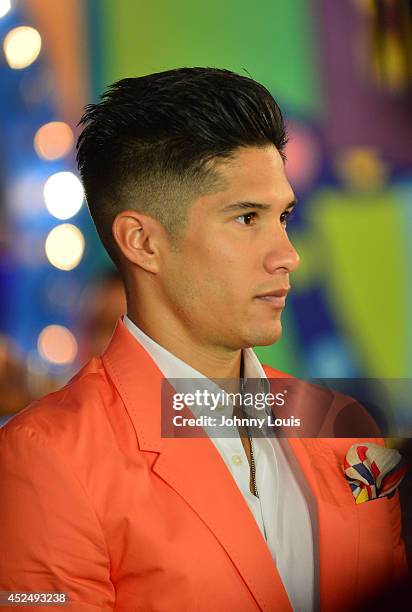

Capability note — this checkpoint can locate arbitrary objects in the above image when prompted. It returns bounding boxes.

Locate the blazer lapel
[102,319,292,612]
[287,438,359,611]
[154,436,292,611]
[262,371,360,610]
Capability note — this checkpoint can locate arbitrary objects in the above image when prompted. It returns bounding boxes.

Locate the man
[0,68,407,611]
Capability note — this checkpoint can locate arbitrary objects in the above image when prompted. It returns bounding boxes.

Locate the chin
[244,321,283,348]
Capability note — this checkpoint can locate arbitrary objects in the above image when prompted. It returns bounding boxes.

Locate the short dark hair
[76,67,288,265]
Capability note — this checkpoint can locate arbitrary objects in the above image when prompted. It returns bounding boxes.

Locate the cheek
[160,251,205,311]
[163,237,252,314]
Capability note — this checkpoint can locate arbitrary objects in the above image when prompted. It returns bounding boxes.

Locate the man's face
[157,145,299,351]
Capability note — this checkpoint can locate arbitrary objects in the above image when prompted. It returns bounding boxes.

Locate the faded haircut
[76,67,288,265]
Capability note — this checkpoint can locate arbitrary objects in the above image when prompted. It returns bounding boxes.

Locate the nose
[263,228,300,274]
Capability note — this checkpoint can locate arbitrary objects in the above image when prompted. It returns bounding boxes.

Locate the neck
[126,307,242,380]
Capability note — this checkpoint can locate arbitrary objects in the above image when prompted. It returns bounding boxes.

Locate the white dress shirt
[124,315,315,611]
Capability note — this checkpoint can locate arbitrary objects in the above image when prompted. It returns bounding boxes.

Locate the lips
[256,288,290,309]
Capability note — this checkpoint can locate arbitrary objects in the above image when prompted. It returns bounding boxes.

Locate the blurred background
[0,0,411,416]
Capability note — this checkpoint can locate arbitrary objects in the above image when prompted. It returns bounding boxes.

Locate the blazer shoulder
[0,353,140,491]
[1,356,114,446]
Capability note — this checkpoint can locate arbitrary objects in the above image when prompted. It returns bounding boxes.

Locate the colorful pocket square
[344,442,407,504]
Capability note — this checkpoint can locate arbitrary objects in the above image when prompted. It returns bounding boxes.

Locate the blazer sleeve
[0,423,115,611]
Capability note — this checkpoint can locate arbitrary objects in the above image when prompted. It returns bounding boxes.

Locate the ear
[112,210,165,274]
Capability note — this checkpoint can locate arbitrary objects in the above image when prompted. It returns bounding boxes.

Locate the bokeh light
[45,224,85,271]
[335,147,389,191]
[3,26,42,69]
[43,171,84,219]
[0,0,11,19]
[285,121,322,193]
[37,325,78,365]
[34,122,74,161]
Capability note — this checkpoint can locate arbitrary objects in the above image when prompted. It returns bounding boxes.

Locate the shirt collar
[124,314,273,422]
[123,314,267,382]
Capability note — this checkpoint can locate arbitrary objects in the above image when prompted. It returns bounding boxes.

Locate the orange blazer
[0,319,407,611]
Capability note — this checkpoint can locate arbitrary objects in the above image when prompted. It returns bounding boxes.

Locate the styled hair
[76,67,288,264]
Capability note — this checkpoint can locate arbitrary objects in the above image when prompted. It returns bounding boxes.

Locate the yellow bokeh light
[43,172,84,220]
[34,122,74,161]
[335,147,388,192]
[45,224,85,271]
[3,26,42,69]
[37,325,78,365]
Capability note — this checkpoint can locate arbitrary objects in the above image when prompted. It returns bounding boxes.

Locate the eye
[235,212,257,226]
[280,209,294,229]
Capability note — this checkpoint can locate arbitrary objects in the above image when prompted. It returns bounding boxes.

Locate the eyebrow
[221,198,298,213]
